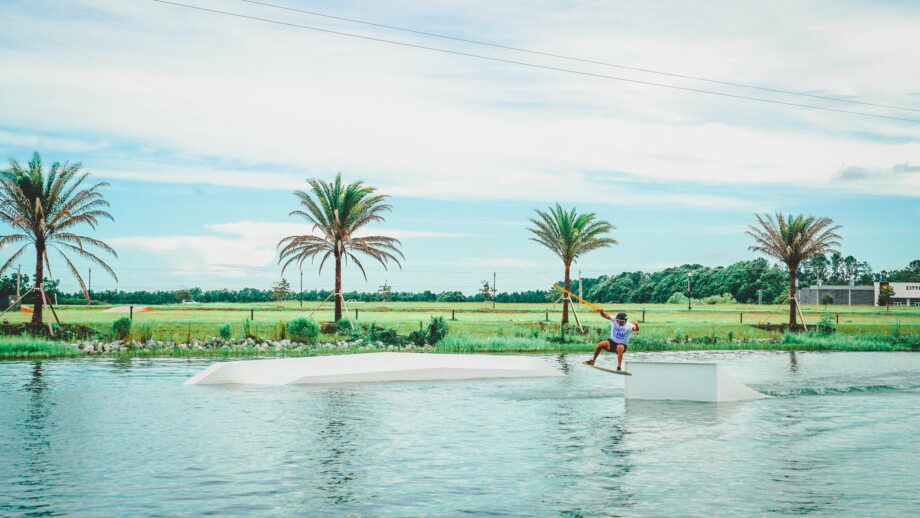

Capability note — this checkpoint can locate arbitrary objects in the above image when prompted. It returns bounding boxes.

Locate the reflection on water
[0,352,917,516]
[316,388,363,505]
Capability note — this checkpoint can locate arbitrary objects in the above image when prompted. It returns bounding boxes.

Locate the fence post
[836,313,839,324]
[355,308,358,320]
[451,309,456,320]
[642,309,646,322]
[740,312,743,323]
[130,305,134,320]
[250,309,254,320]
[545,310,549,321]
[419,321,423,331]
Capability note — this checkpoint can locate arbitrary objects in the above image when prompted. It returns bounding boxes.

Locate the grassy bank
[0,336,85,359]
[1,331,915,361]
[2,301,917,342]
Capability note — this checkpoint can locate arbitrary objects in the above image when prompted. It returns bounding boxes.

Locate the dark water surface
[1,351,918,516]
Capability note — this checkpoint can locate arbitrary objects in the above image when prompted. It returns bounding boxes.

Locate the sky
[0,0,918,295]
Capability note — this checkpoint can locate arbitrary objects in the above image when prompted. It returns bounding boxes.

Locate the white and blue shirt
[610,319,636,344]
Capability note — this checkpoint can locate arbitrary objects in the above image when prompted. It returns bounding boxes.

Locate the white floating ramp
[185,352,561,386]
[624,361,768,402]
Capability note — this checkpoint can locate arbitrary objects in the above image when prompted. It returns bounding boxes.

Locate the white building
[873,282,920,306]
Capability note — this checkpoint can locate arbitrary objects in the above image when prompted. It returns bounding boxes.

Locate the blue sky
[1,0,918,294]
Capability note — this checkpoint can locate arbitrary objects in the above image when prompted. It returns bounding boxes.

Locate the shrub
[426,316,449,344]
[219,324,232,340]
[243,319,253,339]
[701,293,738,305]
[287,318,320,343]
[667,292,688,304]
[112,317,132,341]
[408,329,427,345]
[816,313,836,336]
[335,318,355,336]
[276,321,286,340]
[134,324,152,343]
[672,327,686,343]
[375,327,401,345]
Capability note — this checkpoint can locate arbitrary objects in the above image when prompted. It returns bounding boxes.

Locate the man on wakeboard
[586,310,639,371]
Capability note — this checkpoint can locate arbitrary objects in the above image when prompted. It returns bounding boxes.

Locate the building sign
[873,282,920,305]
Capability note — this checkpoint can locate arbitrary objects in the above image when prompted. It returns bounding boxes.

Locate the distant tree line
[24,257,916,306]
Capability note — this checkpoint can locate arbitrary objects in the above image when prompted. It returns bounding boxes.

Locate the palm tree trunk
[30,244,44,327]
[788,268,798,328]
[562,264,571,325]
[334,249,343,322]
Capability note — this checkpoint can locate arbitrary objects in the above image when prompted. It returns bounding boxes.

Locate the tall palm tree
[278,174,403,322]
[747,212,841,327]
[528,204,616,324]
[0,152,117,327]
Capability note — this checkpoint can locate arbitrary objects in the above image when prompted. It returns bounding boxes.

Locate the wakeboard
[584,361,632,376]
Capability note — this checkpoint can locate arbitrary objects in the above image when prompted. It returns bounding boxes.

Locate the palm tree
[747,213,841,327]
[0,152,117,327]
[278,174,403,322]
[528,204,616,324]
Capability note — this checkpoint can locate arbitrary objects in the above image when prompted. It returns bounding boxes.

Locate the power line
[149,0,920,124]
[238,0,920,114]
[0,12,177,100]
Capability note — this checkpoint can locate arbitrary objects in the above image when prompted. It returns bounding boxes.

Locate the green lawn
[2,300,917,344]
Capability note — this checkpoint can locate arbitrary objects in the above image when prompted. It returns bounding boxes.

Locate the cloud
[1,0,919,206]
[110,220,473,276]
[891,162,920,174]
[836,163,920,183]
[837,166,870,181]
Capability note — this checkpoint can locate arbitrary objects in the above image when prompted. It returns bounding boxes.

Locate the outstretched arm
[599,309,610,320]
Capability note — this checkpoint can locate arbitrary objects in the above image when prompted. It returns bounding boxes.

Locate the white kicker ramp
[185,352,561,386]
[624,361,768,402]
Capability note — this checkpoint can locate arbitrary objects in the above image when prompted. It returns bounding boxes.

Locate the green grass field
[3,300,918,343]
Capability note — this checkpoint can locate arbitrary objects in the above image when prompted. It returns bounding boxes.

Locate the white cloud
[109,220,472,275]
[1,0,919,204]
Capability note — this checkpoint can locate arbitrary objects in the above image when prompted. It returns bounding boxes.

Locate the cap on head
[615,312,628,322]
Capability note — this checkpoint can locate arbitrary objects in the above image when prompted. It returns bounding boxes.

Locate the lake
[1,351,918,516]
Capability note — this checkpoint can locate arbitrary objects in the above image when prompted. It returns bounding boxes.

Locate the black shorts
[601,340,627,352]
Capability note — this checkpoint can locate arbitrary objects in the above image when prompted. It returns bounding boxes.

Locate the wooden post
[836,313,839,324]
[355,308,358,320]
[39,284,54,336]
[642,309,646,322]
[41,285,62,327]
[451,309,456,320]
[130,305,134,320]
[740,312,743,323]
[545,309,548,321]
[250,309,254,320]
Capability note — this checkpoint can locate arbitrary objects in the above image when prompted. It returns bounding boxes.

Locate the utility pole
[299,268,303,308]
[16,264,21,298]
[88,267,92,306]
[886,273,891,312]
[578,270,583,303]
[687,271,692,311]
[492,271,496,309]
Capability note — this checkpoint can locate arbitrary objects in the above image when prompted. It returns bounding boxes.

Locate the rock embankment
[68,337,432,355]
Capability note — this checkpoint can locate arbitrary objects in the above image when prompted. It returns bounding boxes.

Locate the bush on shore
[287,318,320,343]
[112,317,132,341]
